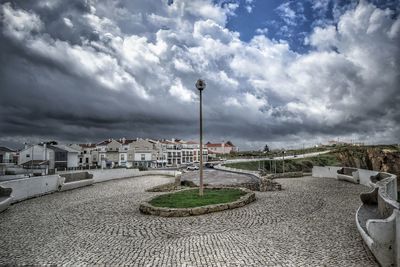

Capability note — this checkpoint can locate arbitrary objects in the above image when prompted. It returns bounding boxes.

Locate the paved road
[224,150,332,164]
[182,169,257,185]
[0,175,377,266]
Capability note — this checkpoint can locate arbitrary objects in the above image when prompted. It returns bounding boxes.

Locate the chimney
[43,143,47,161]
[122,137,126,143]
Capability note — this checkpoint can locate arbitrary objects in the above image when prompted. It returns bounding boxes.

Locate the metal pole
[199,89,204,196]
[31,145,34,177]
[282,151,285,174]
[270,160,272,174]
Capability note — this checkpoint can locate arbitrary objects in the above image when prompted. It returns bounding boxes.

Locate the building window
[141,154,145,161]
[85,158,89,164]
[79,158,83,163]
[121,154,125,161]
[26,154,30,158]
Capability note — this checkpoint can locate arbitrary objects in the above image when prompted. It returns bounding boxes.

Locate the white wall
[67,152,79,168]
[312,166,342,178]
[89,168,141,183]
[0,169,179,204]
[357,169,379,187]
[134,152,152,161]
[0,175,61,202]
[19,145,44,165]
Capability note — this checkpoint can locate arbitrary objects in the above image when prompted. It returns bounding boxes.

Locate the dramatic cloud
[0,0,399,150]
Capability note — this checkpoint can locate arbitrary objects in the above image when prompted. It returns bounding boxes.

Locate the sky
[0,0,399,150]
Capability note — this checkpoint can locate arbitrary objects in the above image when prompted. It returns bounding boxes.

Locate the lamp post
[196,79,206,196]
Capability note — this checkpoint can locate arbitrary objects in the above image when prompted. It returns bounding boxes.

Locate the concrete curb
[139,187,256,217]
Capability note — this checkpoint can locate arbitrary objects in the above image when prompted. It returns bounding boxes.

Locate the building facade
[206,141,238,155]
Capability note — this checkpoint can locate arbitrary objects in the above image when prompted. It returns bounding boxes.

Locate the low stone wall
[259,177,282,191]
[0,169,181,205]
[336,167,359,184]
[89,169,140,183]
[0,175,62,203]
[214,164,281,192]
[139,187,255,217]
[0,186,13,213]
[146,172,181,192]
[58,172,95,192]
[60,172,93,183]
[265,172,304,179]
[312,166,342,179]
[312,166,399,266]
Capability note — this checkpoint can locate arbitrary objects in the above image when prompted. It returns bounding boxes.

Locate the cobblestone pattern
[0,175,377,266]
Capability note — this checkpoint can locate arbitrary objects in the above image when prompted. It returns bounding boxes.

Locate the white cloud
[1,0,399,148]
[255,28,268,35]
[245,5,252,13]
[63,17,73,28]
[169,78,196,102]
[2,3,43,41]
[306,25,338,50]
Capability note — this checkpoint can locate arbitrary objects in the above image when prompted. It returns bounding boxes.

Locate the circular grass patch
[149,188,246,208]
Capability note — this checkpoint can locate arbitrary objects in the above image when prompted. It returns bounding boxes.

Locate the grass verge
[149,188,246,208]
[225,153,340,173]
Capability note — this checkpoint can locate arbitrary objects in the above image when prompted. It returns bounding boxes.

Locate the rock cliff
[336,146,400,189]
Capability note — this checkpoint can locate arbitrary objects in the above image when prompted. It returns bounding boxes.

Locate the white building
[52,145,79,168]
[160,139,207,167]
[18,143,80,172]
[128,138,157,168]
[206,141,238,155]
[18,144,52,168]
[0,147,17,164]
[69,143,97,167]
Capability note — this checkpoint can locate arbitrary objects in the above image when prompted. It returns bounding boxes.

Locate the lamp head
[195,79,206,91]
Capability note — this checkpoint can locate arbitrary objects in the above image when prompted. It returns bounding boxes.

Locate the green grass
[225,153,340,173]
[149,188,246,208]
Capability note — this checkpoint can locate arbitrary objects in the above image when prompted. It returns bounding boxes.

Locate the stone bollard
[259,177,282,192]
[175,173,181,186]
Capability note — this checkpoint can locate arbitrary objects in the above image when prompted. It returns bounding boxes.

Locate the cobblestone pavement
[182,169,257,185]
[0,175,377,266]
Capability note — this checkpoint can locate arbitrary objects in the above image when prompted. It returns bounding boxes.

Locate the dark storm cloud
[0,0,399,150]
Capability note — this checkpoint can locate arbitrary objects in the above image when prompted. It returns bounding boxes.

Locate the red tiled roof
[97,140,111,146]
[119,139,135,144]
[206,143,224,147]
[206,142,235,148]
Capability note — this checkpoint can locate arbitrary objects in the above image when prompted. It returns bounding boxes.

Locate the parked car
[187,165,199,171]
[205,163,214,168]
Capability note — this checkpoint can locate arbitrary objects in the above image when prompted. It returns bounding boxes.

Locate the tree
[263,144,270,152]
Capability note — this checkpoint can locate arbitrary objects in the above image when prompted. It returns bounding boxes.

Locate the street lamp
[196,79,206,196]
